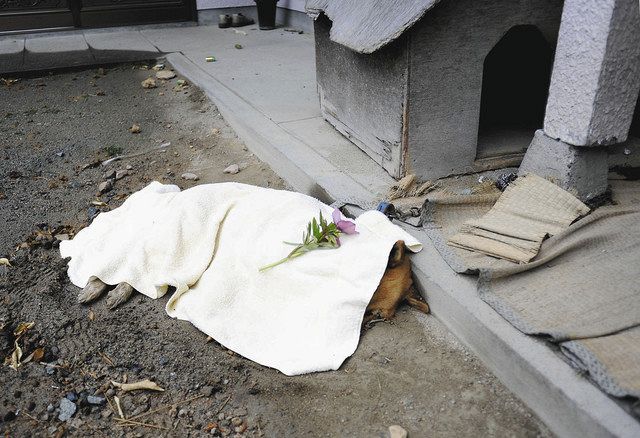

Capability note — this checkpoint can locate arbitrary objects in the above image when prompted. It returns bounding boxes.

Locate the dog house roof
[306,0,442,54]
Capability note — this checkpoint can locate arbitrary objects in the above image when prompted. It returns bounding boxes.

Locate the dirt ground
[0,64,551,437]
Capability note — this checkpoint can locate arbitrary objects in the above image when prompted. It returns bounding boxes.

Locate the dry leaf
[22,347,44,365]
[88,309,95,321]
[13,321,34,337]
[141,78,157,89]
[91,200,107,207]
[32,347,44,362]
[0,258,11,267]
[111,379,165,393]
[7,341,22,370]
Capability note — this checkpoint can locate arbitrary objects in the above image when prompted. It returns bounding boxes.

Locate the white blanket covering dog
[60,182,421,375]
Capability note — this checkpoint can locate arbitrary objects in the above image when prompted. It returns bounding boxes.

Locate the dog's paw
[106,282,134,309]
[77,276,110,304]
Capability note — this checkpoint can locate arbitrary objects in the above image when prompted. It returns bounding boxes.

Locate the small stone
[66,392,78,402]
[624,148,632,155]
[69,418,84,428]
[104,169,116,179]
[27,401,36,412]
[141,78,157,89]
[126,164,133,170]
[181,172,199,181]
[87,395,105,406]
[200,386,215,397]
[47,404,55,413]
[234,44,243,49]
[129,124,141,134]
[223,164,239,174]
[105,388,115,397]
[87,206,100,222]
[231,417,242,427]
[389,425,408,438]
[233,408,247,416]
[56,151,65,157]
[58,398,76,422]
[218,413,225,421]
[115,170,129,180]
[152,63,165,71]
[98,180,113,194]
[156,70,177,80]
[178,408,188,417]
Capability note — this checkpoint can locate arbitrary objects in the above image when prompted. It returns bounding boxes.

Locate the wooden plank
[314,15,408,178]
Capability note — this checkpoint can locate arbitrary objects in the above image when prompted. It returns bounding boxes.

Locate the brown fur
[364,240,430,325]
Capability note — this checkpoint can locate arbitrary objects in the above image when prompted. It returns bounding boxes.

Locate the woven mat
[561,326,640,399]
[421,178,640,400]
[449,174,590,263]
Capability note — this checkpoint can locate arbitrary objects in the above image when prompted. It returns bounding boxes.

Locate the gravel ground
[0,63,552,437]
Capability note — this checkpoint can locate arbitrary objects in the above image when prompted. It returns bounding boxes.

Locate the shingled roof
[306,0,442,54]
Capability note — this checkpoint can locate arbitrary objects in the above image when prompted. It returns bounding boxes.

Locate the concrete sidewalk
[1,24,638,437]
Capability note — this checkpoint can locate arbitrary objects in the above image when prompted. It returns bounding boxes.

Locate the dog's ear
[388,240,406,267]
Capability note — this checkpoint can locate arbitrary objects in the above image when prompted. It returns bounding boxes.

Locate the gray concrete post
[521,0,640,200]
[544,0,640,146]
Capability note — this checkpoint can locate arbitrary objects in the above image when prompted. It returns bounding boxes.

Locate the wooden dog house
[307,0,564,180]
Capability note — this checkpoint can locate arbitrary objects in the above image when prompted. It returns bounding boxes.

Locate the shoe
[218,14,231,28]
[231,13,255,27]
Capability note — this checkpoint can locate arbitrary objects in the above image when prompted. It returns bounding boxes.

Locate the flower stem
[258,256,292,272]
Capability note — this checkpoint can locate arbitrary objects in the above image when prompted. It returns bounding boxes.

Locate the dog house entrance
[476,25,554,160]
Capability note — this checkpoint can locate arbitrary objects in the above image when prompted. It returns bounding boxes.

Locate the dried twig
[112,379,164,393]
[113,396,125,419]
[127,394,204,422]
[98,351,114,367]
[216,395,232,415]
[114,417,168,430]
[105,395,116,415]
[101,142,170,166]
[22,412,40,423]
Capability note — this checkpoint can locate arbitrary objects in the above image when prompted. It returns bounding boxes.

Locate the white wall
[197,0,305,12]
[197,0,253,9]
[277,0,305,11]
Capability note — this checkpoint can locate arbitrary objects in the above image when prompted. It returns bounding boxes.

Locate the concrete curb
[0,28,163,75]
[167,52,640,438]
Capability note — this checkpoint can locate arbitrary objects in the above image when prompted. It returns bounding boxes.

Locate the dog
[78,240,430,321]
[363,240,430,325]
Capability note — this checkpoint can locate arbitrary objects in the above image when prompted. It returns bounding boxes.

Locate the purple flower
[332,208,358,235]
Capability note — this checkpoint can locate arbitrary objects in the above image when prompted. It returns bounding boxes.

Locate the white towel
[60,182,421,375]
